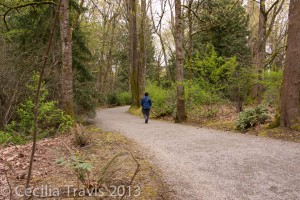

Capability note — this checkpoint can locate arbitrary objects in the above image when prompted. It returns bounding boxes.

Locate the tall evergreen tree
[193,0,250,64]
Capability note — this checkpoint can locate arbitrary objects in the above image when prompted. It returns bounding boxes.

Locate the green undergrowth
[0,73,73,146]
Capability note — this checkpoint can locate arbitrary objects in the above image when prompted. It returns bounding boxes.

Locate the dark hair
[144,92,149,96]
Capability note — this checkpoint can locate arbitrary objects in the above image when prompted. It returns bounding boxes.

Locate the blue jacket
[141,96,152,110]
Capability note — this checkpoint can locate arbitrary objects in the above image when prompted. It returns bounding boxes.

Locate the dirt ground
[0,126,173,200]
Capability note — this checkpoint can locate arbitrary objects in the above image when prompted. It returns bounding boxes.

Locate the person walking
[141,92,152,123]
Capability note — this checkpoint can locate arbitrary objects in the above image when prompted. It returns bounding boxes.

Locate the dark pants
[142,109,150,123]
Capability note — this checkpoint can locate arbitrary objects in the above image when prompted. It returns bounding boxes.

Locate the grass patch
[256,127,300,142]
[128,106,142,116]
[203,120,236,131]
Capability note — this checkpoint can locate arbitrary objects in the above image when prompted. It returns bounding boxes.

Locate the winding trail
[95,106,300,200]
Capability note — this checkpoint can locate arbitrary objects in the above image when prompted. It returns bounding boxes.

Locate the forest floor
[96,106,300,200]
[0,126,173,199]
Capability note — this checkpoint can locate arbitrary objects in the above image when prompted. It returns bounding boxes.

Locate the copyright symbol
[0,186,10,197]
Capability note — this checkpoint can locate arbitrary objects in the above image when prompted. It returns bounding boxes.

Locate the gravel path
[95,106,300,200]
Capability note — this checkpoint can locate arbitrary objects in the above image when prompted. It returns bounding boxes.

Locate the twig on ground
[4,171,12,200]
[120,152,140,200]
[97,153,122,185]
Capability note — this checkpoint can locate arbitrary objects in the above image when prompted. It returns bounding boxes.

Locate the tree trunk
[252,0,284,103]
[174,0,186,122]
[129,0,140,107]
[280,0,300,129]
[138,0,146,100]
[158,32,171,80]
[252,0,267,104]
[104,18,117,93]
[59,0,74,116]
[187,0,194,80]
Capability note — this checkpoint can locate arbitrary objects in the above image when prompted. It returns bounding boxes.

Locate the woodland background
[0,0,299,145]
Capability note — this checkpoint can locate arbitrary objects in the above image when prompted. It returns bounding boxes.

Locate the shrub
[116,92,132,106]
[56,153,93,186]
[184,80,222,120]
[73,124,90,147]
[261,70,283,107]
[191,45,251,111]
[5,73,73,143]
[236,106,270,131]
[0,131,27,145]
[146,82,176,117]
[106,92,118,105]
[16,99,72,136]
[185,80,221,106]
[104,91,132,106]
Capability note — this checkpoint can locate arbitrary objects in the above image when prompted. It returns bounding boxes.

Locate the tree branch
[24,0,62,198]
[251,0,260,4]
[181,4,206,23]
[120,152,140,200]
[5,171,13,200]
[266,0,280,15]
[264,45,286,67]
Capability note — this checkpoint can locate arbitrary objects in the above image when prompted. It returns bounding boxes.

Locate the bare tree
[149,0,172,80]
[174,0,186,122]
[280,0,300,129]
[90,0,122,94]
[252,0,285,103]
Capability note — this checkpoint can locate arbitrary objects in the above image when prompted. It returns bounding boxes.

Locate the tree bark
[280,0,300,129]
[129,0,140,107]
[59,0,74,116]
[252,0,267,104]
[175,0,186,122]
[138,0,147,100]
[187,0,194,80]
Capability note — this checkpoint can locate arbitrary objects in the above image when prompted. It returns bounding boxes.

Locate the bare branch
[120,152,140,200]
[24,0,62,198]
[266,0,281,15]
[4,171,12,200]
[181,4,205,23]
[149,0,167,34]
[251,0,260,4]
[266,0,285,37]
[264,45,286,67]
